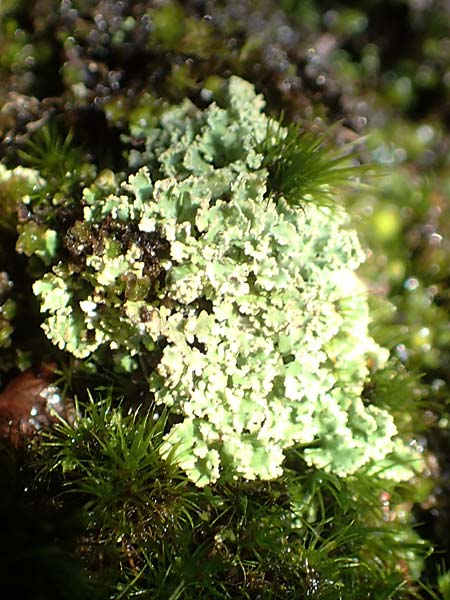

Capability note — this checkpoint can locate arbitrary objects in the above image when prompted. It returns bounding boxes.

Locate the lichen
[0,272,15,349]
[0,164,45,353]
[15,77,415,485]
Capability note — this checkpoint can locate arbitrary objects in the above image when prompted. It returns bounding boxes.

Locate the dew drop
[429,232,442,246]
[395,343,409,362]
[404,277,419,291]
[200,88,213,102]
[316,74,326,85]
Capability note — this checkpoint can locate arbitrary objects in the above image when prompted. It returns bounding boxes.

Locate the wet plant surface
[1,0,450,598]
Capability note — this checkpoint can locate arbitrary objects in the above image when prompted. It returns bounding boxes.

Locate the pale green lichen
[0,164,46,351]
[16,221,58,265]
[0,272,15,349]
[17,77,417,485]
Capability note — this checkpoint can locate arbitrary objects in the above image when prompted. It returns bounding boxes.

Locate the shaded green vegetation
[31,393,432,599]
[0,439,95,600]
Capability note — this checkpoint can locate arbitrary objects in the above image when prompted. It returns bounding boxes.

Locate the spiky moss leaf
[438,570,450,599]
[109,467,430,599]
[37,394,196,551]
[17,124,95,207]
[24,77,418,485]
[260,118,373,208]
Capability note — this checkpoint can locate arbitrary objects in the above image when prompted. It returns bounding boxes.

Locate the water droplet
[323,10,338,27]
[417,124,435,143]
[429,232,442,246]
[316,74,326,86]
[357,116,368,127]
[395,344,409,362]
[404,277,419,291]
[200,88,213,102]
[432,378,445,392]
[394,147,407,162]
[277,25,294,45]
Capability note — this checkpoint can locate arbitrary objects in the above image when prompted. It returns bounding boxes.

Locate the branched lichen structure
[15,77,415,485]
